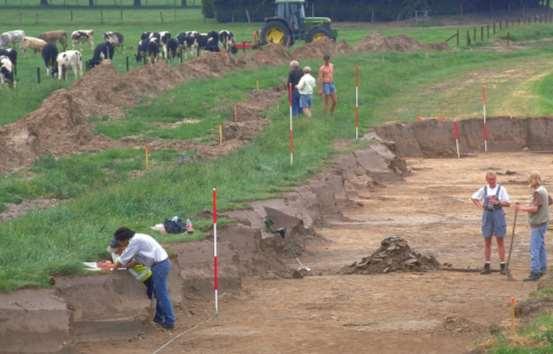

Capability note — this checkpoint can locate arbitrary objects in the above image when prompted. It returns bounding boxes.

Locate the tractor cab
[260,0,337,47]
[275,0,306,33]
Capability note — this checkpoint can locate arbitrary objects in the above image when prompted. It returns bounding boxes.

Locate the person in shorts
[471,171,511,274]
[318,54,337,114]
[296,66,316,117]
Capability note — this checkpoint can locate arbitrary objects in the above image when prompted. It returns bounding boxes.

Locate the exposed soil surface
[0,33,447,175]
[76,151,547,354]
[354,32,448,52]
[0,198,58,222]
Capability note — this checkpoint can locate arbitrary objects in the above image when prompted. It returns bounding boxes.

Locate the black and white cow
[104,31,124,47]
[0,56,15,87]
[147,37,160,63]
[197,31,221,53]
[0,30,25,49]
[176,31,199,59]
[136,39,148,63]
[219,30,235,52]
[71,29,94,49]
[56,50,83,80]
[166,37,178,61]
[41,43,58,78]
[86,41,114,69]
[0,48,17,69]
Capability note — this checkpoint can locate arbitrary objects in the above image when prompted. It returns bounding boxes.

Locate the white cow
[56,50,83,80]
[21,36,47,53]
[0,30,25,49]
[71,29,94,49]
[0,55,15,87]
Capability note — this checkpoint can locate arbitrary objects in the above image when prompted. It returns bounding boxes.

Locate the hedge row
[204,0,546,23]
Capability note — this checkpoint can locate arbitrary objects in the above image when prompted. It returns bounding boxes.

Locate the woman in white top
[296,66,317,117]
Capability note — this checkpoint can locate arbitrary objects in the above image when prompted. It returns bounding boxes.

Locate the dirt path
[78,152,549,354]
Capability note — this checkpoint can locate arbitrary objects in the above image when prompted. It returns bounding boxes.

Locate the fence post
[480,26,484,41]
[160,11,164,24]
[100,10,104,24]
[487,24,490,39]
[499,21,502,30]
[466,30,471,46]
[126,56,129,72]
[120,8,123,21]
[70,9,73,22]
[473,27,477,42]
[493,22,496,34]
[36,67,41,84]
[456,28,460,47]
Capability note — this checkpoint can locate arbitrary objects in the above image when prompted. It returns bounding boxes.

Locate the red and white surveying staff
[288,83,294,166]
[212,187,219,316]
[452,120,461,159]
[482,84,488,152]
[354,65,360,141]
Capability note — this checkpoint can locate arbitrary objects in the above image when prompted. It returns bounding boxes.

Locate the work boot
[481,263,492,275]
[500,263,506,275]
[523,273,541,282]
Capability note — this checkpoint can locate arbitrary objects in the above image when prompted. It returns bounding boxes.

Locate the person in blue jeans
[287,60,303,117]
[110,226,176,330]
[516,172,552,281]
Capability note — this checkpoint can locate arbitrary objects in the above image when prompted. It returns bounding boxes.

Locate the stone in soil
[342,236,440,274]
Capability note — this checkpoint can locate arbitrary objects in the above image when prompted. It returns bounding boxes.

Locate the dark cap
[113,226,135,242]
[109,238,119,248]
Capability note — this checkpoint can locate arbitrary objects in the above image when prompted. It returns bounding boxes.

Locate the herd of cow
[0,28,236,87]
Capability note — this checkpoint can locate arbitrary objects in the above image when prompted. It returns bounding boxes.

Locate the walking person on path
[109,226,176,330]
[288,60,303,117]
[515,172,552,281]
[318,54,337,114]
[296,66,316,117]
[471,171,511,274]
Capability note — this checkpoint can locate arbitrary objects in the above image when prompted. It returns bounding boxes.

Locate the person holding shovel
[471,171,511,274]
[515,172,552,281]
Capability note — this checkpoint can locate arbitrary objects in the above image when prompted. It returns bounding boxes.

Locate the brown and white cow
[39,30,68,50]
[21,36,47,53]
[71,29,94,49]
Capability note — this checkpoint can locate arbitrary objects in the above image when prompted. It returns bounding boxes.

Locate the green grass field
[2,8,553,300]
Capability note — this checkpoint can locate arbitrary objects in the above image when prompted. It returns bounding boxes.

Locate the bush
[202,0,215,18]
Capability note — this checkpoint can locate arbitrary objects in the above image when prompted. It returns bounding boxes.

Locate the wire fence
[0,0,201,8]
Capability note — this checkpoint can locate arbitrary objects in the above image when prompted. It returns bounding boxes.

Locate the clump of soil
[354,32,448,52]
[239,43,291,66]
[291,37,352,59]
[342,236,440,274]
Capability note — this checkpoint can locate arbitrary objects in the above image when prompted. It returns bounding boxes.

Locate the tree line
[204,0,551,22]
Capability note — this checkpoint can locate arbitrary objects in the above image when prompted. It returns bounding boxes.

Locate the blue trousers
[292,90,301,117]
[530,224,548,274]
[152,259,176,326]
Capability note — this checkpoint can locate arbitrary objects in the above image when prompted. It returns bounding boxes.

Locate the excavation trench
[1,116,552,353]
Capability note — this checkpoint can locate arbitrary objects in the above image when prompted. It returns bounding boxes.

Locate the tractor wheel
[260,20,292,47]
[305,27,335,43]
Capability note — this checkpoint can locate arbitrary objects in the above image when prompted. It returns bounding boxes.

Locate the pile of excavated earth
[342,236,441,274]
[0,32,447,174]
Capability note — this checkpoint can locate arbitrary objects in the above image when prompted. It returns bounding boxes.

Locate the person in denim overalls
[471,172,511,274]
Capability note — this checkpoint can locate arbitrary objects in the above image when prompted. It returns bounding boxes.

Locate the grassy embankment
[2,10,553,292]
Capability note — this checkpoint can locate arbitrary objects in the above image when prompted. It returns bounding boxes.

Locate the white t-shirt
[471,184,510,203]
[296,73,316,95]
[119,233,168,267]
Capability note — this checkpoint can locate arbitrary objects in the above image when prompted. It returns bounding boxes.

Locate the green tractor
[260,0,337,47]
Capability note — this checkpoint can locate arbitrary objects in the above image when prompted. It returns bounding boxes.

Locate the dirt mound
[342,236,440,274]
[291,37,352,59]
[354,32,448,52]
[240,43,291,66]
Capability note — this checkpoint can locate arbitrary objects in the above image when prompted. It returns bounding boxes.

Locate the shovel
[505,208,518,281]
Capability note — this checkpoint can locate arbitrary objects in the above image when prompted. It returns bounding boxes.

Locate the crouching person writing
[108,239,154,299]
[110,227,176,330]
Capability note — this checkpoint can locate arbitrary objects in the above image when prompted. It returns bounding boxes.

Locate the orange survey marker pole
[218,124,223,145]
[288,83,294,166]
[452,120,461,159]
[481,84,488,152]
[144,145,150,170]
[354,64,360,141]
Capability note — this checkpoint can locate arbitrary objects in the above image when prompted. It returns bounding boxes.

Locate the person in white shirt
[111,227,175,330]
[471,172,511,275]
[296,66,317,118]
